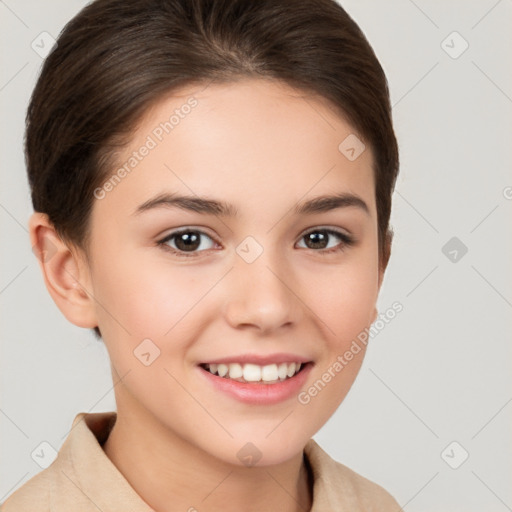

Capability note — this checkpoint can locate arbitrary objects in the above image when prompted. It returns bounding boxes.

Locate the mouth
[199,361,305,384]
[197,357,313,405]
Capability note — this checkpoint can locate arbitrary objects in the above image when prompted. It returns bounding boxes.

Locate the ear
[29,212,98,329]
[372,228,394,324]
[378,228,393,287]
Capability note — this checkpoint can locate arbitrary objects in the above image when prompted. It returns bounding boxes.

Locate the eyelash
[156,227,355,258]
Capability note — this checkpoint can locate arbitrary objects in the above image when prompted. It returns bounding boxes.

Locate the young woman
[3,0,400,509]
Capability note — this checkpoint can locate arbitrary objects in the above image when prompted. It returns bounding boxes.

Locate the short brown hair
[26,0,399,339]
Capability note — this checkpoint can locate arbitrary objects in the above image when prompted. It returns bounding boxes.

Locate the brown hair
[26,0,399,339]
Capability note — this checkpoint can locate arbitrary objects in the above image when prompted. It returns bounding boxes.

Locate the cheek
[91,246,209,339]
[298,246,379,411]
[305,252,380,343]
[90,254,205,393]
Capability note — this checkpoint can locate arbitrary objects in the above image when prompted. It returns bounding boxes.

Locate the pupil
[176,232,199,251]
[308,231,327,249]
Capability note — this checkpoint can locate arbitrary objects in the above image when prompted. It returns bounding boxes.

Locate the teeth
[228,363,243,379]
[204,362,304,383]
[277,363,288,379]
[261,364,278,381]
[243,364,261,382]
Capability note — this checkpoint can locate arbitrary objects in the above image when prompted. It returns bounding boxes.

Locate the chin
[218,431,311,468]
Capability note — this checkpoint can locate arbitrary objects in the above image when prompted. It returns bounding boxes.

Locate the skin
[29,78,389,512]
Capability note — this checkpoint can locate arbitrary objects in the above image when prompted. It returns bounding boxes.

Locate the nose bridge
[224,238,298,332]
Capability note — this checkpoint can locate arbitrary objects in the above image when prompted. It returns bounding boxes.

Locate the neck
[102,401,313,512]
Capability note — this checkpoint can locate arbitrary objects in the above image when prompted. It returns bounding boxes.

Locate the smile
[198,359,313,405]
[201,362,303,384]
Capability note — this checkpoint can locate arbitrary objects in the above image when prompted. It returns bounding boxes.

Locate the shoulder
[1,411,109,512]
[1,469,53,511]
[304,439,400,511]
[327,459,400,510]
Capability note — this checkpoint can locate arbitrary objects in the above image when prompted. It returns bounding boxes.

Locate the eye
[157,227,354,258]
[157,228,217,257]
[296,228,354,254]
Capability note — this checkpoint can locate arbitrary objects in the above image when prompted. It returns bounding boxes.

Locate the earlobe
[377,228,393,289]
[29,212,98,329]
[373,231,392,326]
[380,228,393,280]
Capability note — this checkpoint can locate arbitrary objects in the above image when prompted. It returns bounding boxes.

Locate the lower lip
[198,363,313,405]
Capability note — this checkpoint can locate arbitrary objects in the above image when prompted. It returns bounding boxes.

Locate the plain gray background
[1,0,511,509]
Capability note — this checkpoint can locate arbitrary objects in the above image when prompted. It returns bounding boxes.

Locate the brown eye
[297,228,354,254]
[158,229,216,257]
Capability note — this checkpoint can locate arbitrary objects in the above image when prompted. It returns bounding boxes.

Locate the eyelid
[158,224,353,241]
[157,226,220,246]
[300,225,352,238]
[297,226,355,251]
[157,225,355,258]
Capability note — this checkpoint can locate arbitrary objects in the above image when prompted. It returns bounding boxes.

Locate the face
[83,78,383,466]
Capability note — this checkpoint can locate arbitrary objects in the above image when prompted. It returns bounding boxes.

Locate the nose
[222,248,301,335]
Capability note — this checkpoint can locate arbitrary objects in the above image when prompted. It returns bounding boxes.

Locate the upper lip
[200,353,312,366]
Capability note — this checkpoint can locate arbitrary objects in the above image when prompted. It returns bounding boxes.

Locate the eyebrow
[132,192,369,217]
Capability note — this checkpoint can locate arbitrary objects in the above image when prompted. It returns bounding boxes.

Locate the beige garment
[1,412,400,511]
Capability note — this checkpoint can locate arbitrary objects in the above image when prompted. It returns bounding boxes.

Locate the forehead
[93,78,376,222]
